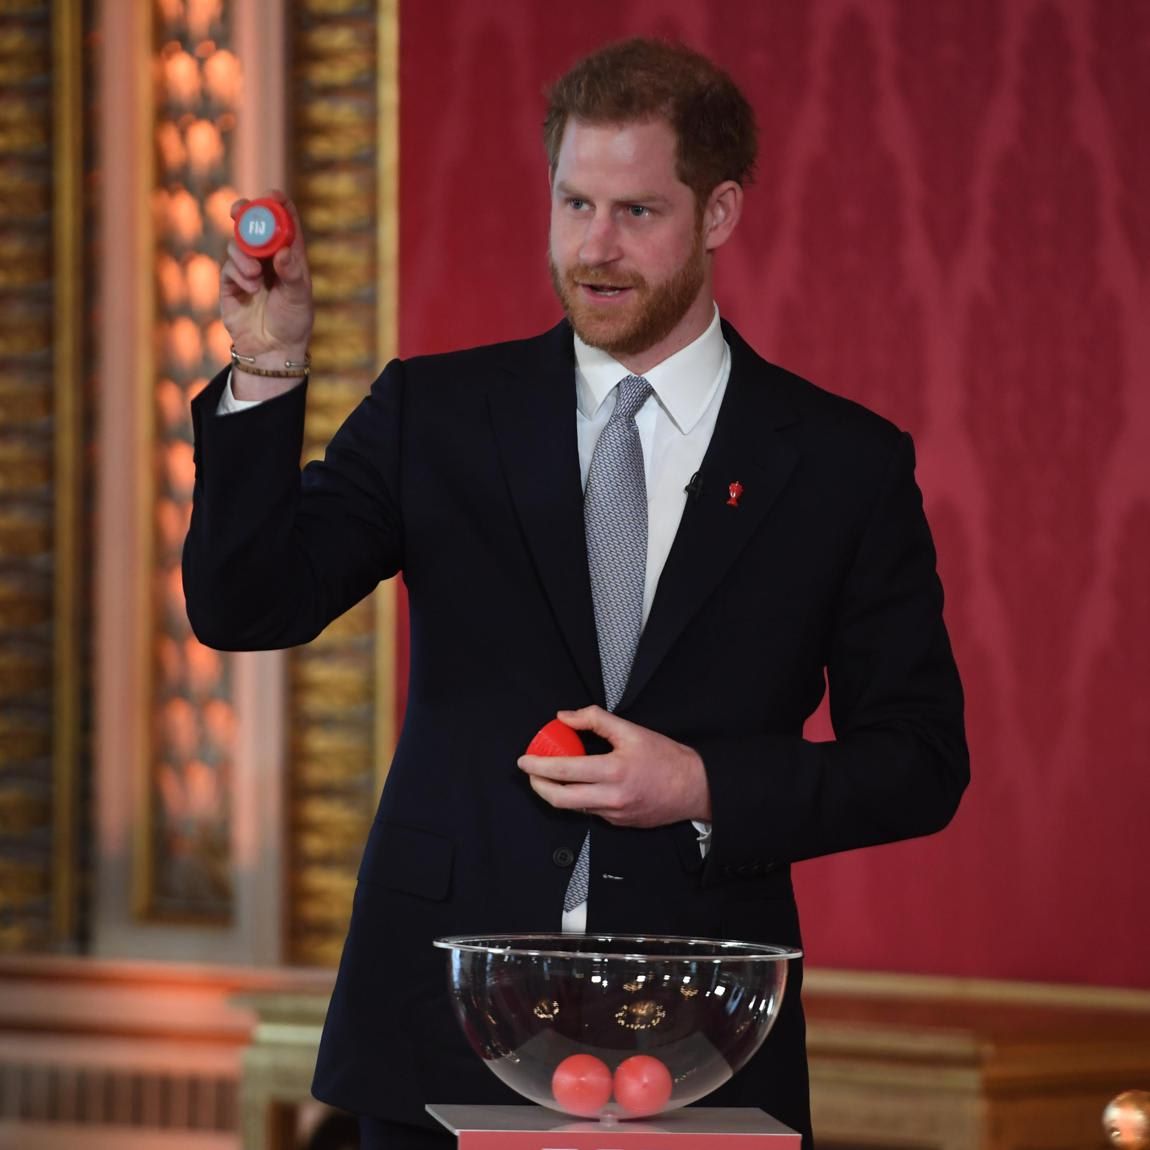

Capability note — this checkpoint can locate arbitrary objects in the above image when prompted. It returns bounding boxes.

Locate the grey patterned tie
[564,374,653,914]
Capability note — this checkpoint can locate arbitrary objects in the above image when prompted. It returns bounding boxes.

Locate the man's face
[548,117,711,369]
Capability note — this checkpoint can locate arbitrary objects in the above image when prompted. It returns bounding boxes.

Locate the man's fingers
[522,754,623,818]
[527,775,605,812]
[220,259,262,298]
[222,240,310,312]
[272,243,305,285]
[528,774,570,805]
[277,192,305,238]
[225,240,263,279]
[518,753,592,783]
[556,705,629,743]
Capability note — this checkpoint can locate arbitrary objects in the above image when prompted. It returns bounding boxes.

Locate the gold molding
[284,0,400,964]
[804,966,1150,1013]
[131,0,158,921]
[373,0,399,788]
[131,6,241,925]
[0,0,86,952]
[50,0,83,943]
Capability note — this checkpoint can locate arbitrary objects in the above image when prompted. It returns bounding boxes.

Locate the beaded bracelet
[230,344,311,378]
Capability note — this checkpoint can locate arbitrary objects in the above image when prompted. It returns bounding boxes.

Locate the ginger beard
[549,224,706,360]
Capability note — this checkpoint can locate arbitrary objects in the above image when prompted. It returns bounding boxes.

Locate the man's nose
[578,213,622,265]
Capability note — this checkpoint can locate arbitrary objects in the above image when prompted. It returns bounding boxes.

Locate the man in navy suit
[184,38,967,1150]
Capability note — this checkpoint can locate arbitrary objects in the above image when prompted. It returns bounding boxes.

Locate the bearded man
[184,37,968,1150]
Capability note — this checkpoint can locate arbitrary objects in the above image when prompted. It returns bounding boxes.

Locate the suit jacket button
[553,848,575,867]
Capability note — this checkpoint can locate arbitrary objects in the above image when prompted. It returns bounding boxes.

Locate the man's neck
[614,294,718,376]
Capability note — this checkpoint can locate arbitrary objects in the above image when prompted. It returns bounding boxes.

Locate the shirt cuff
[691,819,712,858]
[216,368,274,415]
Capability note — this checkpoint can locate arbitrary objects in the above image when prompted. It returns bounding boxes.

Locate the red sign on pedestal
[427,1104,801,1149]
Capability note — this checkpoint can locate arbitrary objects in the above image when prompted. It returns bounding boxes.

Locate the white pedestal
[427,1104,801,1148]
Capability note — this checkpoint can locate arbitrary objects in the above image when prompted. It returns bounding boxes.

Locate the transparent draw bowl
[434,934,801,1121]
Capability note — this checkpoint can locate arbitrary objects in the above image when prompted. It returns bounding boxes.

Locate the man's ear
[702,181,744,252]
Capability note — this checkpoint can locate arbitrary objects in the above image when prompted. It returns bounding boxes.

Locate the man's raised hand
[220,190,314,399]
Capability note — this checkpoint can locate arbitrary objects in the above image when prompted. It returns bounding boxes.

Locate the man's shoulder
[724,320,905,448]
[399,321,572,381]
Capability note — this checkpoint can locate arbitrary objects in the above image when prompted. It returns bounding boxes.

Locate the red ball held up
[234,197,295,260]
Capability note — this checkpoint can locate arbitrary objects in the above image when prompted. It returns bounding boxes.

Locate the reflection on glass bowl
[434,933,801,1121]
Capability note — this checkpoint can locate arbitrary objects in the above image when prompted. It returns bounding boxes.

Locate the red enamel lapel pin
[726,481,744,508]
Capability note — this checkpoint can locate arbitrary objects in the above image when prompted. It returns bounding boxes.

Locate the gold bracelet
[230,344,310,378]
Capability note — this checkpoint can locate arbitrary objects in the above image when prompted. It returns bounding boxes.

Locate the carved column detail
[0,1,87,952]
[286,0,399,966]
[141,0,244,922]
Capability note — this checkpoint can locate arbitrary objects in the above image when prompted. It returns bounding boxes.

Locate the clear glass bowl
[434,933,801,1121]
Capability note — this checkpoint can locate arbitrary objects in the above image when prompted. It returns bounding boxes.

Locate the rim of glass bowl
[433,933,803,963]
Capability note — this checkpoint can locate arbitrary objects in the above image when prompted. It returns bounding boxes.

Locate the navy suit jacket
[184,319,968,1143]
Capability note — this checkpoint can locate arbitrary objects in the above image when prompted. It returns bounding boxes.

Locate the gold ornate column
[92,0,293,966]
[137,0,245,923]
[0,2,87,952]
[286,0,399,966]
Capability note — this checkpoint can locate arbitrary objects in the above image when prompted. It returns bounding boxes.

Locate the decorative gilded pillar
[95,0,296,965]
[0,1,87,952]
[286,0,399,966]
[139,0,243,922]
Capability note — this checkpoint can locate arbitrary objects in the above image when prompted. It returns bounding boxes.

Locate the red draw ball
[551,1053,612,1117]
[613,1054,674,1117]
[234,197,295,259]
[525,718,585,758]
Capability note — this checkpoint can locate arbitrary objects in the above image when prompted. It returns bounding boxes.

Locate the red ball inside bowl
[551,1053,612,1117]
[614,1054,673,1117]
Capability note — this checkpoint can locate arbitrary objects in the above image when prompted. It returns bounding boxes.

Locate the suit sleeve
[695,431,969,879]
[182,360,406,651]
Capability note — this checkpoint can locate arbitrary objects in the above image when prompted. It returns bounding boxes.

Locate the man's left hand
[517,706,712,828]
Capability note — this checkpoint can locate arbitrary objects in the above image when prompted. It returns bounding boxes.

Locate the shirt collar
[574,304,726,435]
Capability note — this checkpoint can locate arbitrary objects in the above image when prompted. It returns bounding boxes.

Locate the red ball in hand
[234,197,295,259]
[525,718,585,757]
[551,1053,612,1117]
[613,1054,674,1117]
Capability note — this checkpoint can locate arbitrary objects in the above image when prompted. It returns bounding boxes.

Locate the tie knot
[613,374,652,421]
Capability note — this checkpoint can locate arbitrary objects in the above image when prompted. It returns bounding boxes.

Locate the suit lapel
[487,322,605,703]
[619,324,800,710]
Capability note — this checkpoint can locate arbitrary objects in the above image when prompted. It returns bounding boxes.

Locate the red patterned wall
[399,0,1150,988]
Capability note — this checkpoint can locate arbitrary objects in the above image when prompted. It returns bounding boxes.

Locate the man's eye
[568,198,587,210]
[627,205,650,218]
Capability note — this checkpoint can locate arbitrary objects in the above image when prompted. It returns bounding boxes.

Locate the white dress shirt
[574,305,729,626]
[563,306,729,931]
[220,306,732,935]
[217,373,271,414]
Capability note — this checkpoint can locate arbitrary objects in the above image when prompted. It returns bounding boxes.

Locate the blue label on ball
[239,205,277,244]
